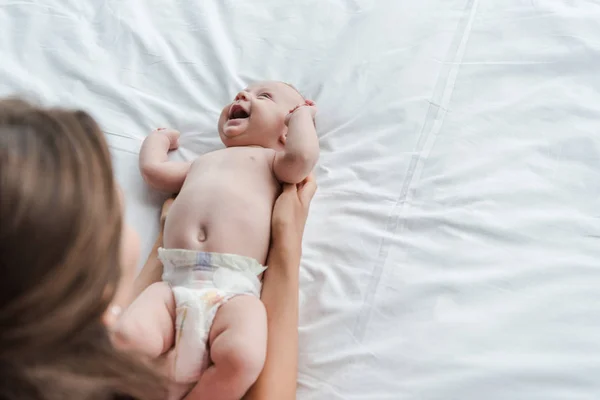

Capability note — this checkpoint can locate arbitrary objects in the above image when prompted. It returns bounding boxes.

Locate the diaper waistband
[158,248,266,276]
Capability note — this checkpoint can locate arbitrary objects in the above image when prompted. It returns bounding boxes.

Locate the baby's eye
[258,93,272,99]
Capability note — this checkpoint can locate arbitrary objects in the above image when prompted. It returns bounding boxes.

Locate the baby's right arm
[139,128,192,193]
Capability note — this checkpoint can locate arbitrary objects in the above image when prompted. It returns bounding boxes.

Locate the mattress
[2,1,600,399]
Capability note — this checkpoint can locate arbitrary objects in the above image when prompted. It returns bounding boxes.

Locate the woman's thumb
[282,183,296,194]
[300,179,317,205]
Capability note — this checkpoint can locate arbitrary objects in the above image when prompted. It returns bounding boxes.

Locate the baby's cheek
[219,107,230,122]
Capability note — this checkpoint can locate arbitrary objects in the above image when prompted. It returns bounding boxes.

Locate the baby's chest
[190,148,276,180]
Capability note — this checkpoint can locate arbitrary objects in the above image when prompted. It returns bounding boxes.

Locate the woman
[0,99,315,400]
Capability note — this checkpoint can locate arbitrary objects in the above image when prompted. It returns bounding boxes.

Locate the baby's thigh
[116,282,176,357]
[209,295,267,368]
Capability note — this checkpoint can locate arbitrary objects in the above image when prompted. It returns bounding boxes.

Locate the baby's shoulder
[228,145,276,159]
[254,147,277,166]
[255,146,277,157]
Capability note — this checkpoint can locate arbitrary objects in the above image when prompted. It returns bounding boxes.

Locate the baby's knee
[217,334,266,388]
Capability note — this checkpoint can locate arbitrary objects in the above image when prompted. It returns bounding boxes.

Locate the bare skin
[129,198,173,302]
[123,175,317,400]
[163,146,280,262]
[244,175,317,400]
[118,81,319,400]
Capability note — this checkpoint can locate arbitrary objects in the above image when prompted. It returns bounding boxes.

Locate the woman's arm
[131,230,163,301]
[244,174,317,400]
[130,198,174,303]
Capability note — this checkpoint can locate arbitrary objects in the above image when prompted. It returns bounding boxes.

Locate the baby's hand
[285,100,317,126]
[151,127,180,150]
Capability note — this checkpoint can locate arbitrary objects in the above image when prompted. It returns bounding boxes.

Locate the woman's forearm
[241,174,316,400]
[245,250,300,400]
[131,199,173,303]
[131,230,164,303]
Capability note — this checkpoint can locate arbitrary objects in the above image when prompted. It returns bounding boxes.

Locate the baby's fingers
[153,128,181,150]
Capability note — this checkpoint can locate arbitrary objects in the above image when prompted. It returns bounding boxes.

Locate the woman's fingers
[280,174,316,206]
[160,197,175,231]
[282,182,297,194]
[299,174,317,206]
[298,173,315,189]
[300,181,317,206]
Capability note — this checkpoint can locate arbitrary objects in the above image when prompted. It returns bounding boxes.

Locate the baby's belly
[163,185,273,265]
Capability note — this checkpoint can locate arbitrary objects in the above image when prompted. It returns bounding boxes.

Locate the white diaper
[159,248,266,384]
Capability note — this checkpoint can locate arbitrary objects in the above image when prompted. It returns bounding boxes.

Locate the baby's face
[218,81,304,149]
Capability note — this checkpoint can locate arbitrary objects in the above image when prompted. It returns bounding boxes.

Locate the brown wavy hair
[0,99,166,400]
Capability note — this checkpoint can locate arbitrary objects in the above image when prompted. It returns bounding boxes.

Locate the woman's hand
[246,173,317,400]
[268,173,318,268]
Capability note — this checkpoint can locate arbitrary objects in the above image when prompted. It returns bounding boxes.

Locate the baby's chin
[221,120,248,138]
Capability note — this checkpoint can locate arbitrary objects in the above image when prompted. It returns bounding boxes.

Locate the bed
[2,0,600,399]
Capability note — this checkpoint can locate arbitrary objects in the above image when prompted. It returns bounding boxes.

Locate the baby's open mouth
[229,104,250,120]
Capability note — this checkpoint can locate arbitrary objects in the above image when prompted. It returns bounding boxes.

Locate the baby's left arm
[273,103,319,184]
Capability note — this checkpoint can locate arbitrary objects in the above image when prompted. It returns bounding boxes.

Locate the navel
[198,227,207,242]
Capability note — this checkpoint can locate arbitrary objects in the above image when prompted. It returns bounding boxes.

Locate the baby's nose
[234,91,249,101]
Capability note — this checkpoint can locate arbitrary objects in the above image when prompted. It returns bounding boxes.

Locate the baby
[118,81,318,400]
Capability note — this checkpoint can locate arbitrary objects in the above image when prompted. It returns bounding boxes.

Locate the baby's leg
[139,128,192,193]
[114,282,176,358]
[184,295,267,400]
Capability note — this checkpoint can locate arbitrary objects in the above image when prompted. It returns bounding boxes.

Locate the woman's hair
[0,99,165,400]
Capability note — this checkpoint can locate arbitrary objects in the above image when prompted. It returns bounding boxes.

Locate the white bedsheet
[2,1,600,399]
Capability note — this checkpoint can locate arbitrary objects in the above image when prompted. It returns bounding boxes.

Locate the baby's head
[218,80,306,150]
